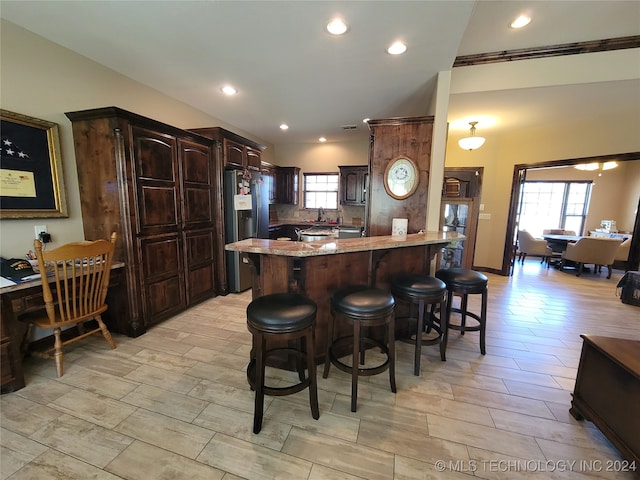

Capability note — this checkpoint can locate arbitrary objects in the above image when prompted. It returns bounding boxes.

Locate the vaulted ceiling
[1,1,638,146]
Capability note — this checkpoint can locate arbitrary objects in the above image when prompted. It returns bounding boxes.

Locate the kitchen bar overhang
[226,231,464,367]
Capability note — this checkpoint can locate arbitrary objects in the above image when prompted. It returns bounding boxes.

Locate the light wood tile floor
[2,261,639,479]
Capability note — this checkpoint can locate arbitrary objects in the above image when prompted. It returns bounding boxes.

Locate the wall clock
[383,156,419,200]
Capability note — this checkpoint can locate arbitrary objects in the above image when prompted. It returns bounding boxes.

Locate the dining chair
[561,237,623,279]
[22,233,118,377]
[517,230,552,265]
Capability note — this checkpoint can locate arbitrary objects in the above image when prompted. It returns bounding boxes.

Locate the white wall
[0,20,273,258]
[274,140,369,171]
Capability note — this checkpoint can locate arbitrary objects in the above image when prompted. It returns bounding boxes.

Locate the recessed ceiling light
[510,14,531,29]
[279,124,289,131]
[318,137,327,143]
[221,85,237,95]
[326,18,349,35]
[387,41,407,55]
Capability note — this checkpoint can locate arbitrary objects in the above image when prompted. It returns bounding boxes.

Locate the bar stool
[246,293,319,434]
[391,274,448,375]
[435,268,488,355]
[322,285,396,412]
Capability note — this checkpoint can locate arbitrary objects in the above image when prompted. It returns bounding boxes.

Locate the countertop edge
[225,232,464,257]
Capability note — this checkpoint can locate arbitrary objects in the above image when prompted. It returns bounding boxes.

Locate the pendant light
[574,161,618,171]
[458,121,486,151]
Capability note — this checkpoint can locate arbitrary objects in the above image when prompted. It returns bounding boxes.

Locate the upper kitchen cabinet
[339,165,368,205]
[276,166,300,205]
[65,107,222,336]
[261,161,277,204]
[366,117,434,237]
[189,127,265,171]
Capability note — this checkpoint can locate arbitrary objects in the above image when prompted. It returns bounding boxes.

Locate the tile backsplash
[270,204,365,225]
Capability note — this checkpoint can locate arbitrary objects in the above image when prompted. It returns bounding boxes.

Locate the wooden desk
[1,263,129,393]
[570,335,640,464]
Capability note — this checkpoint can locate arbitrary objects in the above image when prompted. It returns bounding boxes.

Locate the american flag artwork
[1,137,31,160]
[0,114,58,210]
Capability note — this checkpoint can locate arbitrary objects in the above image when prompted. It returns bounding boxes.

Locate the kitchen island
[226,231,464,365]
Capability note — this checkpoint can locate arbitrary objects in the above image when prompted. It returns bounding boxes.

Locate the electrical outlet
[34,225,47,239]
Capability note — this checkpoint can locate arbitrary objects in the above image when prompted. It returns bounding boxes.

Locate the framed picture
[0,110,68,218]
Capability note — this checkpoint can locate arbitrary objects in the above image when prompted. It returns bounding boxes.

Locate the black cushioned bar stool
[323,285,396,412]
[246,293,319,434]
[435,268,488,355]
[391,274,448,376]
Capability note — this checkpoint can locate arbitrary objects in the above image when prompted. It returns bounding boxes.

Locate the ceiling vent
[341,124,358,130]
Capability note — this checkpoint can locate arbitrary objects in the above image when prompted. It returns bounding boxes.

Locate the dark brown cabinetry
[570,335,640,464]
[339,165,368,205]
[268,225,283,240]
[261,161,277,204]
[276,166,300,205]
[189,127,265,171]
[1,313,20,392]
[366,117,434,236]
[66,107,222,335]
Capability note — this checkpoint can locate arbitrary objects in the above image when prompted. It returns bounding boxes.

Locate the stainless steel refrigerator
[224,169,269,292]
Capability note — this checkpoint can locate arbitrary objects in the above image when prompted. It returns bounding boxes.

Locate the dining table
[542,234,583,252]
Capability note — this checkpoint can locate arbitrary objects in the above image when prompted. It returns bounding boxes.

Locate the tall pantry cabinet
[366,116,433,236]
[66,107,222,337]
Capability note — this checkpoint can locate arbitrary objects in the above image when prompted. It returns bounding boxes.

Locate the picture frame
[0,110,68,218]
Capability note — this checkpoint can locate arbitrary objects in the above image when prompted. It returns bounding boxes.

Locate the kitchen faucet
[317,207,324,222]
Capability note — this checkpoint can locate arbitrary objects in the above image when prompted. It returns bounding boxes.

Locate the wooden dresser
[570,335,640,464]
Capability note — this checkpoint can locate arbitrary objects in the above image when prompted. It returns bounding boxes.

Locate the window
[303,173,339,209]
[518,181,592,237]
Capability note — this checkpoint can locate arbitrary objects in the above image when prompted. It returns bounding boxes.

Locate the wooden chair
[23,233,118,376]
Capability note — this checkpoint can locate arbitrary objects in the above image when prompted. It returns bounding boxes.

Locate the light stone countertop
[225,231,465,257]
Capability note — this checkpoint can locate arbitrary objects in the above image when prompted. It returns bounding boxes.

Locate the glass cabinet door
[440,201,467,268]
[439,168,482,270]
[440,199,477,269]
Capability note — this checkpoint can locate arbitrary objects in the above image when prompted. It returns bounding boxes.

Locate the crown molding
[453,35,640,67]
